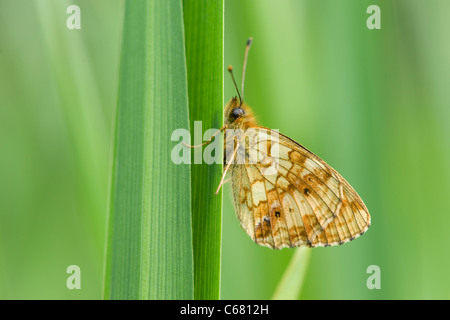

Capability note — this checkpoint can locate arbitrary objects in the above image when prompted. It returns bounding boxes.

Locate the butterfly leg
[215,141,239,195]
[183,124,228,148]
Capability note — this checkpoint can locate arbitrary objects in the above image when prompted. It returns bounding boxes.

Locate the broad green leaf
[104,0,193,300]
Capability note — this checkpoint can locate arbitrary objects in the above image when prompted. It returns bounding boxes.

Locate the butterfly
[189,38,371,249]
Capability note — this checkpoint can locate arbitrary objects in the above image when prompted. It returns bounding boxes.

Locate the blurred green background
[1,0,449,299]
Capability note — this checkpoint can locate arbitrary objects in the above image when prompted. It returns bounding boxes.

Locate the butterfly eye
[230,107,245,120]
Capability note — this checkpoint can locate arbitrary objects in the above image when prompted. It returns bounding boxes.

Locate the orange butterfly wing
[229,126,370,249]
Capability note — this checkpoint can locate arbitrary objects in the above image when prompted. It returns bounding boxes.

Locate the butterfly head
[224,96,255,127]
[231,106,245,120]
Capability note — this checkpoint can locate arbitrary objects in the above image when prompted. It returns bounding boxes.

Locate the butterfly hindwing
[229,127,370,249]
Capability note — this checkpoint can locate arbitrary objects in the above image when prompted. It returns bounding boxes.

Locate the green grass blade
[183,0,224,300]
[104,0,193,300]
[272,248,311,300]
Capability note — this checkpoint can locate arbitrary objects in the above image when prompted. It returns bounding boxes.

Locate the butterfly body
[223,97,371,249]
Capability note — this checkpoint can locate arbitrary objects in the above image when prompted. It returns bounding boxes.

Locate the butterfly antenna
[241,37,253,103]
[228,65,242,103]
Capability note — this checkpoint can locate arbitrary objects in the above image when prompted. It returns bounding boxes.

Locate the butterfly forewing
[228,126,371,249]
